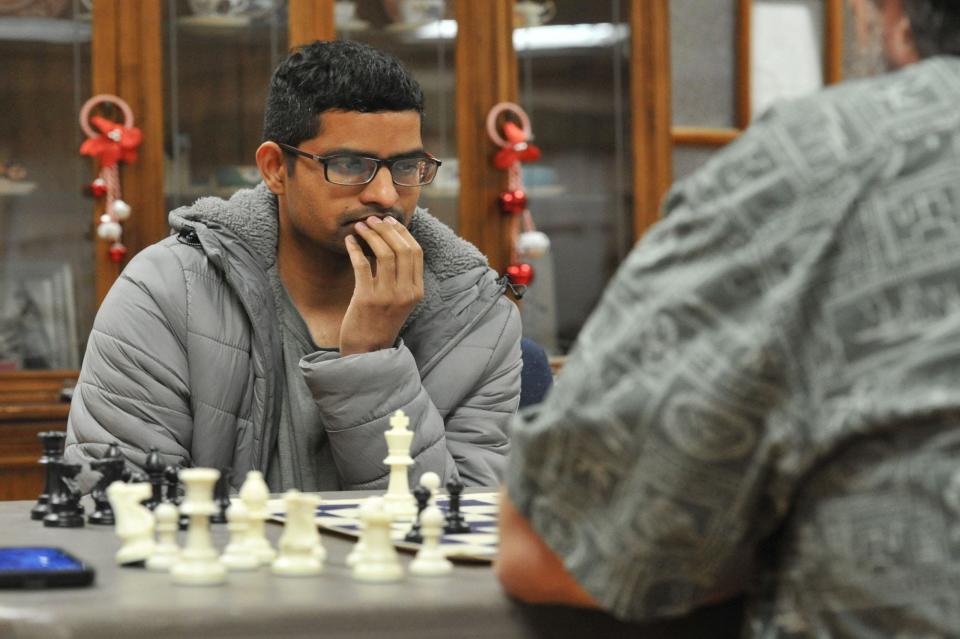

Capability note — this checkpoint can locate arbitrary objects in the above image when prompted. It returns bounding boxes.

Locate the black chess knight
[88,444,126,525]
[43,460,85,528]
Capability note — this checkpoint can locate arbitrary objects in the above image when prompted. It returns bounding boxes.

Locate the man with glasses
[65,40,521,493]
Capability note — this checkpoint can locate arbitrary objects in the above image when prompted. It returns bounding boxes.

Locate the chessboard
[268,491,499,563]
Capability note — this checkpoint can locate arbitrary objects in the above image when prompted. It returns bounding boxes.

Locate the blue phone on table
[0,546,95,588]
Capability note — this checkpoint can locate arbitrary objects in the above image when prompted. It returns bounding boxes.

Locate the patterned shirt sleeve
[506,114,820,621]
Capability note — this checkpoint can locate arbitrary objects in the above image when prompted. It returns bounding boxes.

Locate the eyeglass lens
[325,156,439,186]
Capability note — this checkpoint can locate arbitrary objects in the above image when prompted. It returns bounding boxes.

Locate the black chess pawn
[31,431,67,521]
[88,451,126,525]
[444,478,471,534]
[143,447,165,510]
[404,485,431,543]
[210,468,232,524]
[43,460,85,528]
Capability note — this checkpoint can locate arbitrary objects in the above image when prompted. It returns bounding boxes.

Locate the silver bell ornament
[111,199,132,221]
[97,216,123,242]
[516,230,551,259]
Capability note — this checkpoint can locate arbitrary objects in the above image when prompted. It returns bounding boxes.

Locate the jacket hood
[168,182,497,329]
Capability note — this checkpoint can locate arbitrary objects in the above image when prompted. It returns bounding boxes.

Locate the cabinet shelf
[0,17,90,44]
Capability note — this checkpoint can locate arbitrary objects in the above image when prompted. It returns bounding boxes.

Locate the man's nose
[358,164,400,208]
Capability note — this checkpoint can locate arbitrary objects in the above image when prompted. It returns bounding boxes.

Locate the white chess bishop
[382,409,417,521]
[239,470,276,565]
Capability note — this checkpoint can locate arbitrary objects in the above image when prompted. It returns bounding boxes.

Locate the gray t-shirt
[508,57,960,636]
[266,279,340,492]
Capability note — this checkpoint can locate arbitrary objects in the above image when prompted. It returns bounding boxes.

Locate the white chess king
[382,409,417,520]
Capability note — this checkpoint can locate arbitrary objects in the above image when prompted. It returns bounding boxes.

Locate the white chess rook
[410,506,452,576]
[239,470,276,565]
[171,468,227,586]
[383,409,417,521]
[272,490,324,576]
[352,496,403,583]
[220,500,259,571]
[146,501,181,572]
[107,481,156,565]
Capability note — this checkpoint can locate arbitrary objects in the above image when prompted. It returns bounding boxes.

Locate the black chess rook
[31,431,67,521]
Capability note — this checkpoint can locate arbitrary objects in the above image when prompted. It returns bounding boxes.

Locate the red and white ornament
[80,93,142,265]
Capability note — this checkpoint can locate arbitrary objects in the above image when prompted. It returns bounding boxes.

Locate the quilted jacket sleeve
[300,297,521,490]
[64,242,193,474]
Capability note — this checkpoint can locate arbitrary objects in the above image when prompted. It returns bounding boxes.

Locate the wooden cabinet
[0,371,75,500]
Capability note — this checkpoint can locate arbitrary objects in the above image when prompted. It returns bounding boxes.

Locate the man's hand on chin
[340,214,424,355]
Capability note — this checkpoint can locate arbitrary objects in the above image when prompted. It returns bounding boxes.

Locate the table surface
[0,495,744,639]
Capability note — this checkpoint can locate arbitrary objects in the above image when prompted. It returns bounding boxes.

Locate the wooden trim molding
[288,0,335,46]
[91,0,164,303]
[672,126,741,146]
[454,0,518,274]
[825,0,844,84]
[630,0,672,241]
[736,0,752,129]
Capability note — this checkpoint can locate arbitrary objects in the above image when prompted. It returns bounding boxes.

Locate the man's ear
[256,141,286,195]
[886,0,920,66]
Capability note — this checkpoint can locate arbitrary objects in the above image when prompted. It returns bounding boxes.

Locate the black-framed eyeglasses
[276,142,441,187]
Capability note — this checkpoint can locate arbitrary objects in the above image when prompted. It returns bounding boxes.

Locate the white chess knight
[352,496,403,583]
[409,506,452,576]
[171,468,227,586]
[272,490,324,576]
[107,481,156,565]
[382,409,417,521]
[220,500,259,571]
[239,470,276,564]
[146,500,181,572]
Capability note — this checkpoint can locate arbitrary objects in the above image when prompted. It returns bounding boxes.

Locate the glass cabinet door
[164,0,288,209]
[0,0,92,371]
[335,0,458,231]
[513,0,631,354]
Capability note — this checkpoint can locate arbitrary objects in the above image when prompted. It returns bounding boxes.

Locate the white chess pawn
[383,409,417,521]
[220,499,259,571]
[107,481,156,565]
[345,512,368,569]
[409,506,452,576]
[352,496,403,583]
[146,500,180,572]
[418,472,441,508]
[239,470,276,565]
[272,490,323,577]
[171,468,227,586]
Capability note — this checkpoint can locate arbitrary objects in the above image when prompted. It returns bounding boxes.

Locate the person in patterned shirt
[497,1,960,636]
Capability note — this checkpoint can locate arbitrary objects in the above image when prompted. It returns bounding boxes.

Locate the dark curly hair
[262,40,424,159]
[902,0,960,57]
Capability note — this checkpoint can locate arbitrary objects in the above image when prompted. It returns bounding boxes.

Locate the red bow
[493,120,540,169]
[80,116,143,168]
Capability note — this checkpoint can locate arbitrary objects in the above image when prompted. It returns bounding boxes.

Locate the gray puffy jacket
[65,184,521,489]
